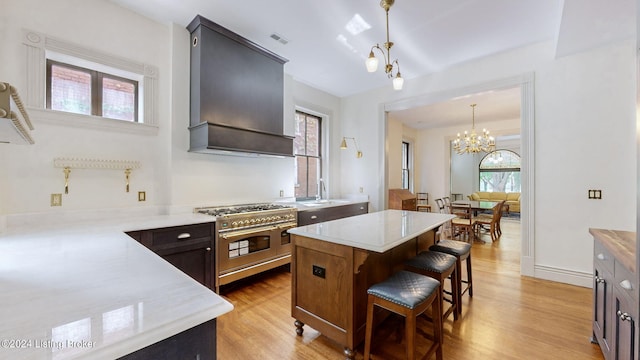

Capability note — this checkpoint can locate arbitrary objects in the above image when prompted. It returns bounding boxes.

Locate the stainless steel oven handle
[220,225,278,240]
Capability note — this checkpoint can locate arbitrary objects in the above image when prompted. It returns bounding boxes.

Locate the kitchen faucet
[317,178,326,200]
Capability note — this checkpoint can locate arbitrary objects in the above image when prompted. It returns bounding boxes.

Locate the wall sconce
[340,137,363,158]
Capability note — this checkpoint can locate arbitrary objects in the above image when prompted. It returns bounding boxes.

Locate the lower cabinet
[126,222,215,290]
[117,319,216,360]
[297,202,368,226]
[591,229,638,360]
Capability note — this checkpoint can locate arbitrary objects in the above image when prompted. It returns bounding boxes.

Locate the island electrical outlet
[312,265,326,279]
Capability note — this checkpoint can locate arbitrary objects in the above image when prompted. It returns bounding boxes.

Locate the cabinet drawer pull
[206,247,211,251]
[594,276,605,284]
[359,207,364,210]
[177,233,191,240]
[596,253,606,261]
[310,215,318,220]
[619,279,633,290]
[617,310,633,322]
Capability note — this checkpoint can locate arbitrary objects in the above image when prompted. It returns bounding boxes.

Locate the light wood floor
[216,219,604,359]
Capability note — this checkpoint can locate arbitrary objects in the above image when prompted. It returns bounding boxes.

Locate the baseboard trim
[534,264,593,288]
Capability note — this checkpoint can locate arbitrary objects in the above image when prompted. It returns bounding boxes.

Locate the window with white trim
[401,141,410,190]
[22,29,158,133]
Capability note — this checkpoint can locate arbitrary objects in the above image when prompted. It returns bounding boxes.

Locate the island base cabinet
[613,286,637,360]
[591,229,638,360]
[290,230,435,359]
[117,319,216,360]
[593,253,613,357]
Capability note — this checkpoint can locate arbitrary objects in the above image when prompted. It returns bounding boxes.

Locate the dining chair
[416,192,432,212]
[435,198,446,213]
[449,203,474,242]
[474,200,505,241]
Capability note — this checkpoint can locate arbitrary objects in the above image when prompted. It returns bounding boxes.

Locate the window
[401,141,410,189]
[479,150,521,192]
[294,111,322,200]
[47,59,139,122]
[22,29,159,132]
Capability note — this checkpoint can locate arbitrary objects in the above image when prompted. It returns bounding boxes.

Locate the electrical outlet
[138,191,146,202]
[312,265,326,278]
[51,193,62,206]
[359,187,364,193]
[279,190,284,198]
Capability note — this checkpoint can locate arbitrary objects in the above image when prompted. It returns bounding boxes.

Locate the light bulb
[392,73,404,90]
[365,52,379,72]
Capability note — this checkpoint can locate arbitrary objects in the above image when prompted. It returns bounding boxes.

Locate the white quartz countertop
[288,210,455,252]
[0,213,233,360]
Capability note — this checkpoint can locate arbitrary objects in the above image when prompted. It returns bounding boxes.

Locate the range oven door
[276,222,297,256]
[217,225,279,274]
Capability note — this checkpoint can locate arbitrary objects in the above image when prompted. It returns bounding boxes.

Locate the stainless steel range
[196,203,297,292]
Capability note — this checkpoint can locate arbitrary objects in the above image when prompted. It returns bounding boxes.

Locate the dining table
[452,200,499,212]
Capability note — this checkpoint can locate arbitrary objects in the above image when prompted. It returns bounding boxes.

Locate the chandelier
[453,104,495,154]
[365,0,403,90]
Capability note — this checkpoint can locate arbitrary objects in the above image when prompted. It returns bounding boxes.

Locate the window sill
[31,108,159,136]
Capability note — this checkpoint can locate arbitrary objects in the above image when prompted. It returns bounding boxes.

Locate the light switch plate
[51,193,62,206]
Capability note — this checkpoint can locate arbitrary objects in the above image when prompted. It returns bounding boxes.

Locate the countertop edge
[289,211,455,253]
[589,228,636,274]
[86,302,234,360]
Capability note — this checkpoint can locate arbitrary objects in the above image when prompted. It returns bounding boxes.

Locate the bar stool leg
[363,296,375,360]
[467,255,473,297]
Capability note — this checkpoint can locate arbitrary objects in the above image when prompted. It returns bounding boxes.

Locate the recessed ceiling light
[270,33,289,45]
[345,14,371,36]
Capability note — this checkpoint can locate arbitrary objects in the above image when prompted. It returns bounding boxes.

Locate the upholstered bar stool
[405,251,459,322]
[429,240,472,316]
[364,270,443,360]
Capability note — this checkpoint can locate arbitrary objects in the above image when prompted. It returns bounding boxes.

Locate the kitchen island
[288,210,454,359]
[0,213,233,360]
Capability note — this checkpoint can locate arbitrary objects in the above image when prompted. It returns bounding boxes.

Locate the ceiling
[109,0,635,128]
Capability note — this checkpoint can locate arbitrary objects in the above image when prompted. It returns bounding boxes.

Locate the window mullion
[94,71,102,116]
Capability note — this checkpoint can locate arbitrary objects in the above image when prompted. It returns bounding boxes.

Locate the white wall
[0,0,343,225]
[1,0,171,220]
[341,40,636,286]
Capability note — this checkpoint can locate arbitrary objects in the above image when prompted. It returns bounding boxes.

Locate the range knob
[231,221,238,227]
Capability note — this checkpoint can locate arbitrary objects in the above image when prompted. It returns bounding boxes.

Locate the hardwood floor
[216,219,604,359]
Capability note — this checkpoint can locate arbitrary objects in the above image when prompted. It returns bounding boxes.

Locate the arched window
[479,150,521,192]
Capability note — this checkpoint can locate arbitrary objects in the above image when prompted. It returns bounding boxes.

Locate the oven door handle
[277,222,298,230]
[220,226,278,240]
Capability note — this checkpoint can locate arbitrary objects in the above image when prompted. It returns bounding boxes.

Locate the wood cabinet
[591,229,638,360]
[126,222,215,290]
[117,319,216,360]
[291,228,436,359]
[388,189,417,211]
[297,202,368,226]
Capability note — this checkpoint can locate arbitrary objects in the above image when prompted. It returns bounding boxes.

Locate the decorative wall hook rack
[53,158,142,194]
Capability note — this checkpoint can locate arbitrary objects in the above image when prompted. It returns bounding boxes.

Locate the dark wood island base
[291,229,437,360]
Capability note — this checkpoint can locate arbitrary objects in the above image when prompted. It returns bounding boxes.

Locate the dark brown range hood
[187,15,294,157]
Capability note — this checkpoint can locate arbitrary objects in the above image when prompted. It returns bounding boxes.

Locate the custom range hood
[187,15,293,158]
